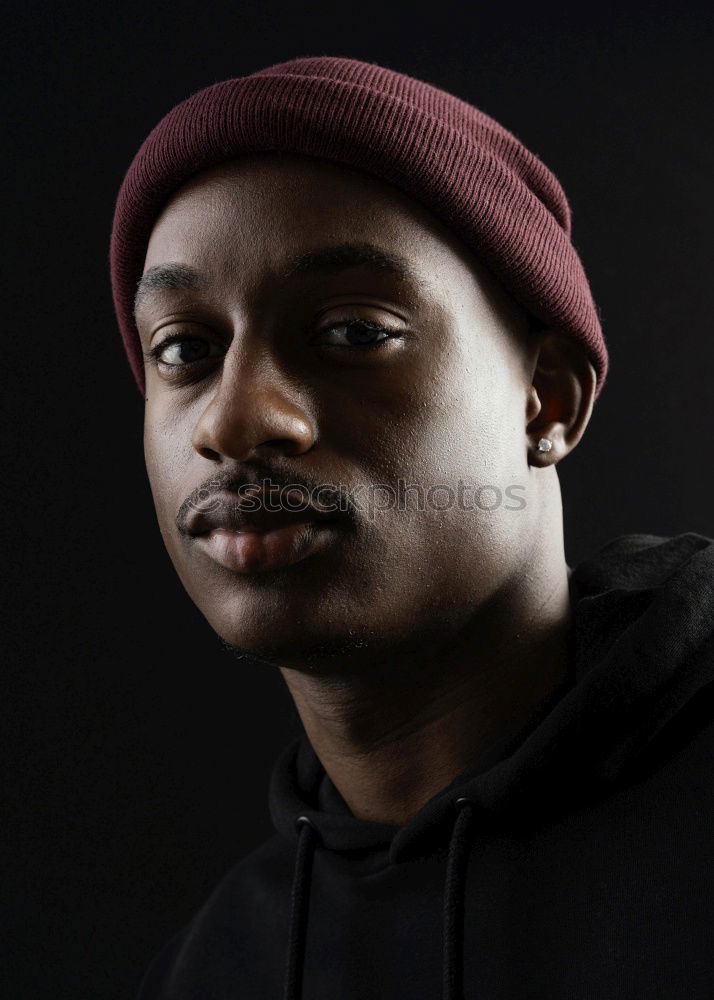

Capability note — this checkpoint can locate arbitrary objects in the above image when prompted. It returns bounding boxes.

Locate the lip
[184,490,340,537]
[193,519,339,574]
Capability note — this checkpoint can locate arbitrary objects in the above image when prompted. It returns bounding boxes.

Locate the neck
[279,532,574,828]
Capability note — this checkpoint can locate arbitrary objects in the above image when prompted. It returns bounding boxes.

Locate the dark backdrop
[5,1,713,995]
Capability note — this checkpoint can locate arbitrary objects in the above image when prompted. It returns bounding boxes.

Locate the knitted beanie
[109,55,608,398]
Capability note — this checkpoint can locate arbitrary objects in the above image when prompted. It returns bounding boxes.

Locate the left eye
[316,320,393,348]
[154,338,224,366]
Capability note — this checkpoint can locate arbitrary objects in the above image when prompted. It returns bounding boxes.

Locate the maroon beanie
[109,55,608,398]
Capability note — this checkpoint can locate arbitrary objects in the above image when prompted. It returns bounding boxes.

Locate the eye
[144,334,225,369]
[315,319,396,349]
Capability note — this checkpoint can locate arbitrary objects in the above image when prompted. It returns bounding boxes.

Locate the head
[112,56,605,675]
[135,151,596,671]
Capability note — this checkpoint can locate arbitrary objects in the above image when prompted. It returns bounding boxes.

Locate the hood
[268,531,714,999]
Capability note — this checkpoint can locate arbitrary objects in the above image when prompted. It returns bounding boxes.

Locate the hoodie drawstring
[283,799,475,1000]
[443,797,476,999]
[284,815,319,1000]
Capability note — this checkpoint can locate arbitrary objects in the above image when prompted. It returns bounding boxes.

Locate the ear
[525,330,597,467]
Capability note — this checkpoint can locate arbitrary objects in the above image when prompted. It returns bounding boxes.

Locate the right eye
[145,335,225,369]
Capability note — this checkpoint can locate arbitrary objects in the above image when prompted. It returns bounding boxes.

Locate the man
[110,56,714,999]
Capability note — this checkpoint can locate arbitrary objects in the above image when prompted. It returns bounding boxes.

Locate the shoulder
[570,530,714,593]
[135,832,292,999]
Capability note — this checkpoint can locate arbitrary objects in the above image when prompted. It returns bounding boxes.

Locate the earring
[536,437,553,453]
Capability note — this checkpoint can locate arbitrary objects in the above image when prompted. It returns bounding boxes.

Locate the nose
[191,344,316,463]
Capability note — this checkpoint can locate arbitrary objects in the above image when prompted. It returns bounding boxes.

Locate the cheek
[317,353,522,514]
[429,340,527,480]
[143,405,193,536]
[358,352,528,588]
[393,373,521,487]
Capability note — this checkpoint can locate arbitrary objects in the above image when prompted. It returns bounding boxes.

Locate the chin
[216,626,379,670]
[200,592,400,670]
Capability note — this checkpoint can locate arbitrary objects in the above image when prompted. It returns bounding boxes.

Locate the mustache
[176,468,357,535]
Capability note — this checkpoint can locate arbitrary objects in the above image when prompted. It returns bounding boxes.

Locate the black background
[5,1,713,995]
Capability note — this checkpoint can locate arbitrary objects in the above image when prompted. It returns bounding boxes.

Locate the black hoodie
[137,532,714,999]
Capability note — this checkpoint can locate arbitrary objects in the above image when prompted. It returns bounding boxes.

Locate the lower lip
[194,520,339,574]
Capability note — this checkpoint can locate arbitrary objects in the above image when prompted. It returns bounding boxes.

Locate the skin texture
[136,152,597,826]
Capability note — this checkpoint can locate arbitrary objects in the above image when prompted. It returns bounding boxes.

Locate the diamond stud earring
[536,437,553,452]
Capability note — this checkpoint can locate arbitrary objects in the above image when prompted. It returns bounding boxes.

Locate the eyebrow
[134,262,202,313]
[133,241,423,314]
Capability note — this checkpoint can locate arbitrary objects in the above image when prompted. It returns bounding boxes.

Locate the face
[136,153,540,670]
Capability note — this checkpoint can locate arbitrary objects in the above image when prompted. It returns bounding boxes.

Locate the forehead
[142,152,481,290]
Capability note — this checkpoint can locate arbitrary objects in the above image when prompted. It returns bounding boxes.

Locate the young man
[110,56,714,999]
